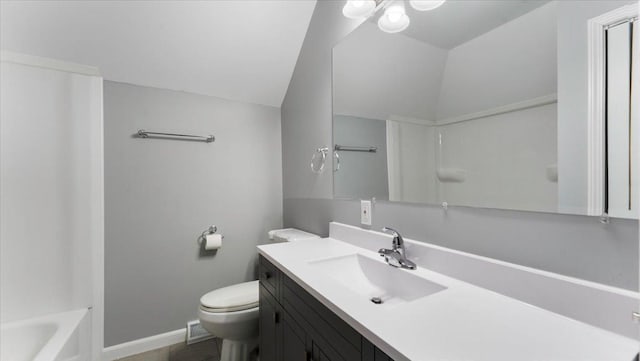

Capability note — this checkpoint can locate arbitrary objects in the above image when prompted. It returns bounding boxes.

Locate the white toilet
[198,229,319,361]
[198,280,259,361]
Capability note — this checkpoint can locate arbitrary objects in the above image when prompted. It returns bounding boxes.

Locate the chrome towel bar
[334,144,377,153]
[136,129,215,143]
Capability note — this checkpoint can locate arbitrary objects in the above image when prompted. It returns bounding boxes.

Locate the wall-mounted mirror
[332,0,639,218]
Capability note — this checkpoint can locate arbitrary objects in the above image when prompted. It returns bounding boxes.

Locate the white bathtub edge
[38,309,88,361]
[0,309,90,361]
[102,329,186,361]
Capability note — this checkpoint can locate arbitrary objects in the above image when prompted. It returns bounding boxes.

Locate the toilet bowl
[198,280,259,361]
[197,229,319,361]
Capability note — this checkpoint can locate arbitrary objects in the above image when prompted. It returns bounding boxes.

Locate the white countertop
[258,238,638,361]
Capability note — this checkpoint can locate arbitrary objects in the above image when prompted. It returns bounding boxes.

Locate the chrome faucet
[378,227,416,270]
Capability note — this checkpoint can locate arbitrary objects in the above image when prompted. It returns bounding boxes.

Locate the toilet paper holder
[198,225,222,245]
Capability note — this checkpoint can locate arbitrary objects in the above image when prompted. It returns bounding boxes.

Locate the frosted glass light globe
[409,0,446,11]
[378,3,410,33]
[342,0,376,19]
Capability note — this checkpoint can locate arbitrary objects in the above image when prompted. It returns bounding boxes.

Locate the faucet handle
[381,226,399,236]
[378,248,392,256]
[382,226,403,249]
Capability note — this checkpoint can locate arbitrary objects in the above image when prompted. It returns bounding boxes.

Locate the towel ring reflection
[333,150,340,172]
[310,147,329,174]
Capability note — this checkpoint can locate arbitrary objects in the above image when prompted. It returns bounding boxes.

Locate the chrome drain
[370,297,383,304]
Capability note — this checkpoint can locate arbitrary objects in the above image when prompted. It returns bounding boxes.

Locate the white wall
[437,1,557,120]
[385,103,558,213]
[433,2,558,212]
[0,57,103,331]
[438,104,558,212]
[333,22,447,122]
[104,81,283,346]
[386,120,438,203]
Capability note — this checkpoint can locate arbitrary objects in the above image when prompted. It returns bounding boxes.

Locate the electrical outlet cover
[361,200,372,225]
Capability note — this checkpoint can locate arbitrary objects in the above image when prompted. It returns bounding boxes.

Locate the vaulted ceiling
[0,0,317,108]
[400,0,549,49]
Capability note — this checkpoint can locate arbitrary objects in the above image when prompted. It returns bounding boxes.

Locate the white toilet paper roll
[204,234,223,250]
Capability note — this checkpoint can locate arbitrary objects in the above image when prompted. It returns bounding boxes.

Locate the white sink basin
[308,253,446,307]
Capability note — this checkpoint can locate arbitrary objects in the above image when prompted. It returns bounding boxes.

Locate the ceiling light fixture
[377,1,410,34]
[409,0,446,11]
[342,0,377,19]
[341,0,446,34]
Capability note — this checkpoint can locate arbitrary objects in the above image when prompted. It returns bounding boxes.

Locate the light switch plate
[361,200,372,226]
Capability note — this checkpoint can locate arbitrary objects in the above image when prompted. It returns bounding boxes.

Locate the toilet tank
[267,228,320,243]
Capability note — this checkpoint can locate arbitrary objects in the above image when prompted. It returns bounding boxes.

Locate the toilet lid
[200,280,259,312]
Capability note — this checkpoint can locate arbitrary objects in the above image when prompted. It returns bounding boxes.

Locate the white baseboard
[102,329,186,361]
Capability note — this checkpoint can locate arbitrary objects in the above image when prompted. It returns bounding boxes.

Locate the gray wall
[281,0,638,291]
[282,0,361,199]
[104,81,283,346]
[334,115,388,200]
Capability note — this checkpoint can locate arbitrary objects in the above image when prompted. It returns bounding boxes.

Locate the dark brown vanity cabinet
[258,255,394,361]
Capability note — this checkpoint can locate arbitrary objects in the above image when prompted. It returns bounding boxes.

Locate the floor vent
[186,320,214,345]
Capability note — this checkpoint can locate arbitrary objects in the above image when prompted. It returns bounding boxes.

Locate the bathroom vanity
[257,223,638,361]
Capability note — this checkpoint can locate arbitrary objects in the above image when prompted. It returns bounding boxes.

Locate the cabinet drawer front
[282,275,361,357]
[259,285,281,361]
[282,311,309,361]
[259,255,280,299]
